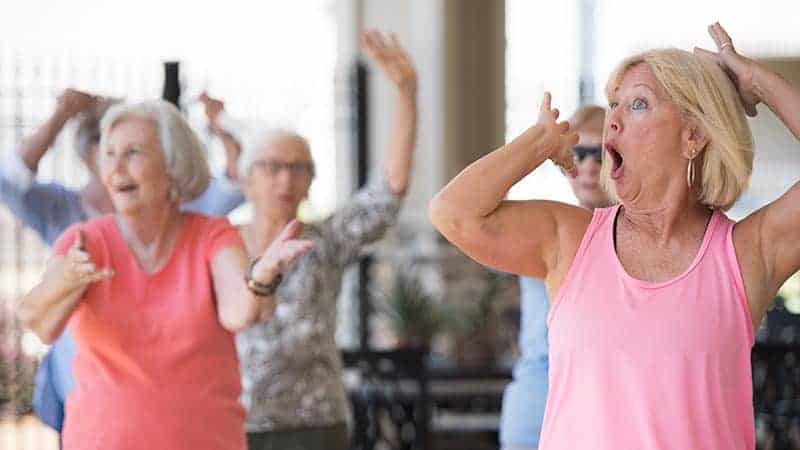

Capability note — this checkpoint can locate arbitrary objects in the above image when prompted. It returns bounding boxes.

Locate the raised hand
[537,92,578,177]
[199,92,224,121]
[250,220,314,284]
[361,30,417,95]
[694,22,760,117]
[58,229,114,290]
[199,92,226,133]
[56,89,100,119]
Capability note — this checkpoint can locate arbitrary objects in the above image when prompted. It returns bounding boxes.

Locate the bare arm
[16,230,113,343]
[211,220,313,331]
[19,89,98,172]
[429,93,587,278]
[200,92,242,180]
[362,31,418,195]
[211,246,270,331]
[700,24,800,323]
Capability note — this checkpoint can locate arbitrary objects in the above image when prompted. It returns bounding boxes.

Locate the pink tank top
[539,205,755,450]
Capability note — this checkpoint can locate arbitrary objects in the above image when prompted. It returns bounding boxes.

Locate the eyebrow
[632,83,657,94]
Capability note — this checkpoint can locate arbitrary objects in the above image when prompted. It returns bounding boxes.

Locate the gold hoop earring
[686,158,695,189]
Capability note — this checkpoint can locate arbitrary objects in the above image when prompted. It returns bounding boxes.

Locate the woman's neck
[115,201,183,271]
[620,199,712,246]
[241,210,296,256]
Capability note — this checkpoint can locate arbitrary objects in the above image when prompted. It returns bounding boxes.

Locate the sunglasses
[573,145,603,163]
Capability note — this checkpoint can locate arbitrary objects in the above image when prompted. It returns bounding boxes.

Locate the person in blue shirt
[0,88,244,437]
[500,105,612,450]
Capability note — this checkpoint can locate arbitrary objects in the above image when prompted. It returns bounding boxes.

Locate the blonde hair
[601,48,754,211]
[100,100,210,202]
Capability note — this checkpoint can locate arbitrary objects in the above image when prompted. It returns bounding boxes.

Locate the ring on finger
[720,42,733,51]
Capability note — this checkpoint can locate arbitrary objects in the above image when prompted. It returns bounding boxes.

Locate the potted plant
[450,271,501,367]
[377,271,447,349]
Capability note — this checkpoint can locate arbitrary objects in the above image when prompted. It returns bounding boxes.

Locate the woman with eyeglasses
[431,22,800,448]
[501,105,612,450]
[231,30,418,450]
[15,98,310,450]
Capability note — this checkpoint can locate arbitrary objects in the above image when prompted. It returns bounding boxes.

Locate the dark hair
[73,98,122,160]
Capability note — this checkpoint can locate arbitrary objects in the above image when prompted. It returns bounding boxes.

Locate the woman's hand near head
[199,92,226,133]
[199,92,241,180]
[55,89,101,120]
[711,21,800,327]
[696,22,800,143]
[694,22,760,117]
[18,88,102,173]
[430,91,588,285]
[538,92,579,177]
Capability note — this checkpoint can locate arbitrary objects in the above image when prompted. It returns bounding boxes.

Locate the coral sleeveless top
[539,205,755,450]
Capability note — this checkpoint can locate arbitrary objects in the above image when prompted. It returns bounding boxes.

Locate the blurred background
[1,1,800,449]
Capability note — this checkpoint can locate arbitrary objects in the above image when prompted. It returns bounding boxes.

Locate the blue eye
[609,101,619,109]
[631,98,647,110]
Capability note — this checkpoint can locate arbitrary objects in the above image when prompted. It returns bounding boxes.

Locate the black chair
[342,348,430,450]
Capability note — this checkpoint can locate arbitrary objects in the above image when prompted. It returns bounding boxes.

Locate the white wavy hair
[100,99,210,202]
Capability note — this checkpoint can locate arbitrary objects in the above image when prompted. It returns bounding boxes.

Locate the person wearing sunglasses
[433,22,800,449]
[499,105,612,450]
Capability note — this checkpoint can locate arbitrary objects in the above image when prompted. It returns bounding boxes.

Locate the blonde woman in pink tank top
[431,23,800,450]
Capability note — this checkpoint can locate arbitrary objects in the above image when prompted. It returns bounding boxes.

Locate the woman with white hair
[0,89,244,436]
[430,23,800,449]
[233,31,417,450]
[15,99,309,450]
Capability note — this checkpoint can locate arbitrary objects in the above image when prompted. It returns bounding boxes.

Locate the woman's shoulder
[180,212,243,256]
[181,211,236,233]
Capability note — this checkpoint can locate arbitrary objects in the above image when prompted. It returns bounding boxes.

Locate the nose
[275,167,293,186]
[110,154,128,176]
[606,109,622,135]
[577,155,601,175]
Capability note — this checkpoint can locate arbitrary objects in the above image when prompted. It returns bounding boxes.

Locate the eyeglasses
[573,145,602,163]
[252,159,315,178]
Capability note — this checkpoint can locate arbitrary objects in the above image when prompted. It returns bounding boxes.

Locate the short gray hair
[238,128,314,178]
[100,99,210,202]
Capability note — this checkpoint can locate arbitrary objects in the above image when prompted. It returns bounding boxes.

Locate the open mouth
[605,143,624,179]
[114,183,138,193]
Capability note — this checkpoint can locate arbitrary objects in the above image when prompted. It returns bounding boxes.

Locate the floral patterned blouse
[236,182,402,432]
